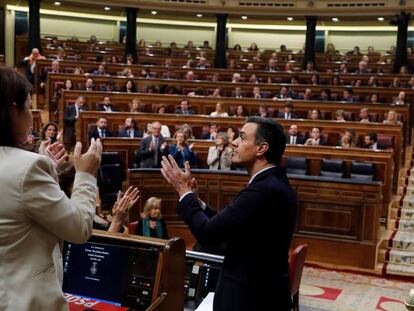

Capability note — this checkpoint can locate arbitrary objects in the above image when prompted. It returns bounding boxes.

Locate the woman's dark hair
[246,116,286,165]
[41,121,59,142]
[0,67,32,146]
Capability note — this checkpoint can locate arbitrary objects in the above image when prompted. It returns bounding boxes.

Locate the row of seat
[285,157,375,181]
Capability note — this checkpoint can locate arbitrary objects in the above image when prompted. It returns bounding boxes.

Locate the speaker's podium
[62,230,186,311]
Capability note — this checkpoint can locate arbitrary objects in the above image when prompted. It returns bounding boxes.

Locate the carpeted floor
[300,267,414,310]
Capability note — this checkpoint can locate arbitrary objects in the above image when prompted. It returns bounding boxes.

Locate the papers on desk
[195,292,215,311]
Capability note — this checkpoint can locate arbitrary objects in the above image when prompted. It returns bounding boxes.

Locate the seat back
[129,221,139,235]
[101,152,121,165]
[377,134,394,150]
[289,244,308,296]
[285,156,308,175]
[98,163,122,209]
[350,161,375,181]
[320,158,344,178]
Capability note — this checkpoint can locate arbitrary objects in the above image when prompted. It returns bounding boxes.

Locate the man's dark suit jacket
[175,108,195,115]
[277,112,298,119]
[136,135,168,168]
[118,129,143,138]
[177,166,297,311]
[87,128,113,142]
[96,104,119,112]
[286,134,306,145]
[63,104,88,142]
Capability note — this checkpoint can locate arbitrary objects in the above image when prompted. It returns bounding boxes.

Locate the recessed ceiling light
[104,6,111,11]
[378,16,384,21]
[54,1,61,5]
[196,14,203,18]
[241,16,248,20]
[332,17,339,22]
[151,11,157,15]
[287,17,294,21]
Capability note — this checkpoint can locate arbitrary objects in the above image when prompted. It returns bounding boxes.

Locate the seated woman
[35,122,62,152]
[135,197,168,239]
[383,110,402,125]
[207,132,233,170]
[168,130,197,168]
[210,102,229,117]
[337,128,356,148]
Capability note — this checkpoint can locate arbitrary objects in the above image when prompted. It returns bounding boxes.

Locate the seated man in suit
[286,124,306,145]
[277,101,297,119]
[361,132,378,150]
[80,78,95,92]
[88,116,113,142]
[201,123,218,140]
[96,96,118,112]
[118,117,143,138]
[136,121,168,168]
[304,127,327,146]
[160,116,297,311]
[40,60,61,89]
[63,95,88,144]
[175,99,194,115]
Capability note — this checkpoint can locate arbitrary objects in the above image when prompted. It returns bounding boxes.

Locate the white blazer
[207,146,233,170]
[0,147,97,310]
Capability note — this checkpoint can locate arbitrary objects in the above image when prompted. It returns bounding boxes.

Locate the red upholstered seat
[289,244,308,311]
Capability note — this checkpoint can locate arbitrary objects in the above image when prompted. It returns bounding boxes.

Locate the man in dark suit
[136,121,168,168]
[286,124,306,145]
[277,101,298,120]
[96,96,118,112]
[87,116,113,142]
[175,99,194,115]
[160,116,297,311]
[118,117,142,138]
[63,95,88,144]
[304,127,328,146]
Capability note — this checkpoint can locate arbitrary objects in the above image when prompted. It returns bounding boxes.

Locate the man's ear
[256,142,269,157]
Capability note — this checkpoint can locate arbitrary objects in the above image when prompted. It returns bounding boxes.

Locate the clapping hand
[161,155,193,197]
[39,140,67,169]
[108,186,140,233]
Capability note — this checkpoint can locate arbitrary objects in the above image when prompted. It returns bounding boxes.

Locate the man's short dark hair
[284,101,293,109]
[246,116,286,165]
[368,132,377,142]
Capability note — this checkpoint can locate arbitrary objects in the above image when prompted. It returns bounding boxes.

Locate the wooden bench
[128,169,382,269]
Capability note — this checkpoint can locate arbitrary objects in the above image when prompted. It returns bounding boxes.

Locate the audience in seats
[88,116,113,141]
[338,128,356,148]
[168,130,197,168]
[210,102,229,117]
[196,57,209,69]
[92,63,109,76]
[96,96,118,112]
[100,79,118,92]
[273,86,291,100]
[370,94,379,104]
[383,110,402,125]
[122,79,136,93]
[286,125,306,145]
[267,59,279,72]
[319,89,331,101]
[256,104,272,118]
[175,99,195,115]
[207,132,233,170]
[64,95,88,143]
[305,127,327,146]
[118,117,142,138]
[342,87,358,103]
[362,132,378,150]
[278,101,297,119]
[80,78,95,91]
[202,123,218,140]
[232,72,241,83]
[355,61,369,74]
[359,108,371,123]
[129,97,142,112]
[134,197,168,239]
[136,121,168,168]
[309,109,321,120]
[304,61,317,73]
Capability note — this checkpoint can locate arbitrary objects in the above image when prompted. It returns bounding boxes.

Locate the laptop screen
[62,237,160,310]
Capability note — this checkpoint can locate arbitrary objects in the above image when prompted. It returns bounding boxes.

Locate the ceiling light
[287,17,294,21]
[151,11,157,15]
[104,6,111,11]
[378,16,384,21]
[54,1,61,5]
[241,16,248,20]
[332,17,339,22]
[196,14,203,18]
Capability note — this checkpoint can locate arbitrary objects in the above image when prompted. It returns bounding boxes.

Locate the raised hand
[39,140,67,169]
[161,155,193,197]
[73,138,102,175]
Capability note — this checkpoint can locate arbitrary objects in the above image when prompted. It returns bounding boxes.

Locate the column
[303,16,317,70]
[214,14,228,69]
[27,0,41,54]
[393,12,411,73]
[0,6,4,56]
[125,7,138,63]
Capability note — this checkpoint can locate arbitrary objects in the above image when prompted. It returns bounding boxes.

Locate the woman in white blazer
[207,132,233,170]
[0,67,102,311]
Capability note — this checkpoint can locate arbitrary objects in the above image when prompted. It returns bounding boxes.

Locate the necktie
[101,129,106,138]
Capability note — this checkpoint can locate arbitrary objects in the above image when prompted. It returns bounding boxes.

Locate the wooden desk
[127,169,382,269]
